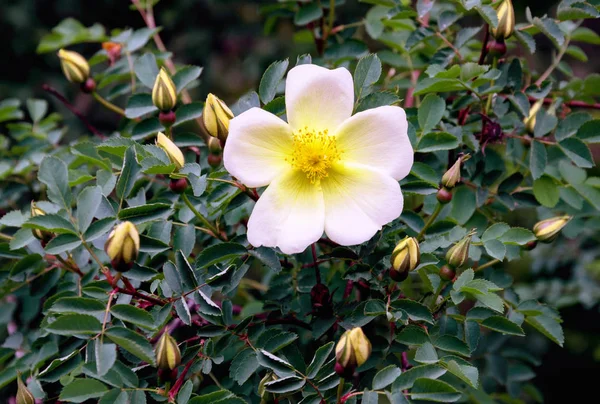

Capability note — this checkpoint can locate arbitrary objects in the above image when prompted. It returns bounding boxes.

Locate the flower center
[287,127,341,184]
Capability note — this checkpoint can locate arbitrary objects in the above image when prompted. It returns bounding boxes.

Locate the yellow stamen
[287,127,341,184]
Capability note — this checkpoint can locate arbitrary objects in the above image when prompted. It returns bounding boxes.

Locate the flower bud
[258,373,277,404]
[30,202,53,243]
[169,178,188,193]
[390,237,420,281]
[104,221,140,272]
[491,0,515,40]
[524,99,544,134]
[152,67,177,112]
[486,39,507,57]
[439,265,456,281]
[57,49,90,84]
[335,327,371,378]
[16,373,35,404]
[156,132,185,170]
[203,93,234,142]
[533,216,571,243]
[436,188,453,204]
[446,232,474,269]
[441,154,470,189]
[158,110,176,127]
[155,331,182,370]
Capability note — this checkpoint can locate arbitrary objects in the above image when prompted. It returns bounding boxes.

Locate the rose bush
[1,0,600,403]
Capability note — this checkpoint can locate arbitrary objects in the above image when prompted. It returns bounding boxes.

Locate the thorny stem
[181,193,226,241]
[417,203,443,241]
[42,84,105,138]
[435,32,463,61]
[92,91,126,116]
[100,288,118,345]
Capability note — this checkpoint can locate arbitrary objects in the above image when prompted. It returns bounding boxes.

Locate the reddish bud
[80,78,96,94]
[486,40,507,57]
[159,110,177,127]
[436,188,453,204]
[389,267,409,282]
[208,153,222,168]
[169,178,188,193]
[439,265,456,281]
[523,240,538,251]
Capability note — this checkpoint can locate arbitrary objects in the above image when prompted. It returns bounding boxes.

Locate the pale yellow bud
[335,327,372,375]
[16,373,35,404]
[203,93,234,141]
[446,232,474,269]
[30,201,53,243]
[441,154,471,189]
[491,0,515,40]
[156,132,185,170]
[57,49,90,84]
[534,216,571,243]
[155,331,181,370]
[104,221,140,272]
[152,68,177,112]
[390,237,420,281]
[525,99,544,134]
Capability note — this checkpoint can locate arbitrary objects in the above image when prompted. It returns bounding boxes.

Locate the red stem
[168,359,194,401]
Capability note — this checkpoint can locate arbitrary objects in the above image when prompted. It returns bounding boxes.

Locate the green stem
[328,0,336,36]
[92,92,126,116]
[475,258,501,272]
[485,57,498,115]
[336,378,345,403]
[417,203,443,241]
[181,193,224,240]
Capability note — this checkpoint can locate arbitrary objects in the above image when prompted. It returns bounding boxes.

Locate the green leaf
[433,335,470,356]
[306,341,334,379]
[249,247,282,274]
[354,54,382,99]
[264,376,306,394]
[95,343,117,377]
[259,59,289,104]
[410,378,461,402]
[23,214,77,235]
[106,327,156,366]
[532,17,565,48]
[118,203,172,224]
[460,63,488,81]
[499,228,536,245]
[450,186,476,225]
[132,118,164,140]
[84,217,116,242]
[173,65,203,93]
[481,316,525,336]
[230,349,258,385]
[257,349,294,376]
[116,147,141,201]
[188,390,246,404]
[355,91,399,112]
[197,290,222,317]
[59,378,108,403]
[558,138,594,168]
[525,315,564,346]
[77,186,102,232]
[46,314,102,335]
[196,242,247,268]
[50,297,106,315]
[417,132,459,152]
[99,390,128,404]
[125,94,157,119]
[110,304,156,329]
[294,3,323,26]
[134,53,159,88]
[418,94,446,134]
[174,102,204,127]
[533,175,560,208]
[37,18,106,53]
[396,325,430,345]
[444,360,478,388]
[415,342,439,364]
[482,223,510,242]
[393,364,446,390]
[27,99,48,122]
[44,234,82,254]
[572,27,600,45]
[414,78,464,95]
[39,156,71,210]
[558,1,599,20]
[530,141,547,180]
[372,365,401,389]
[392,299,434,324]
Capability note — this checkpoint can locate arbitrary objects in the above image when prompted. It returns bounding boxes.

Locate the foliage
[1,0,600,402]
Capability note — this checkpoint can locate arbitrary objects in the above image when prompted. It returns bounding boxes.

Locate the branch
[42,84,105,139]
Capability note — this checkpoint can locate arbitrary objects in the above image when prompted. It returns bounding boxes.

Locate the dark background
[1,0,599,401]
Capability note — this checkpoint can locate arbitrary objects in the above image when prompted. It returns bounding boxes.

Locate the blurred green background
[1,0,599,401]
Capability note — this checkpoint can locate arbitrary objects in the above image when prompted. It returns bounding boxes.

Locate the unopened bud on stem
[446,231,475,269]
[155,331,182,371]
[104,221,140,272]
[156,132,185,170]
[390,237,420,281]
[16,373,35,404]
[203,94,234,142]
[533,216,571,243]
[152,67,177,112]
[58,49,90,84]
[30,202,54,243]
[491,0,515,40]
[525,99,544,134]
[335,327,371,378]
[442,154,470,189]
